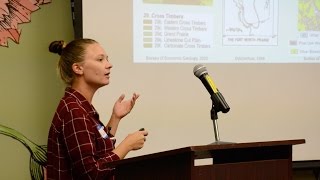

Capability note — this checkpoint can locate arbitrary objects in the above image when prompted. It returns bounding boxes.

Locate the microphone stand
[210,95,233,145]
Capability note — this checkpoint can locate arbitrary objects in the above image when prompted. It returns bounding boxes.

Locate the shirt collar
[64,87,100,119]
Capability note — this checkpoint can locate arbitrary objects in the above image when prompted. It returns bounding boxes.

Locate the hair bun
[49,40,65,55]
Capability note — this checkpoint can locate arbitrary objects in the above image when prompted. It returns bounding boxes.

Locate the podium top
[108,139,305,167]
[190,139,305,159]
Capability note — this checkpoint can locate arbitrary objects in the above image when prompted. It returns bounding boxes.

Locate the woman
[46,39,148,179]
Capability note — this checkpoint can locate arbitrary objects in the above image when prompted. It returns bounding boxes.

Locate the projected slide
[133,0,320,63]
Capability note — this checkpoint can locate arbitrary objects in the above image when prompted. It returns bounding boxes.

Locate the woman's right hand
[125,130,148,150]
[113,129,148,159]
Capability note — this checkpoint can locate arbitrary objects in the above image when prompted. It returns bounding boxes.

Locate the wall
[0,0,73,179]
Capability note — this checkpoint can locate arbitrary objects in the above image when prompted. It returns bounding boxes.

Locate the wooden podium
[109,139,305,180]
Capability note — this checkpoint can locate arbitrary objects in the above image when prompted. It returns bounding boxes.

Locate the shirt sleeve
[62,107,120,179]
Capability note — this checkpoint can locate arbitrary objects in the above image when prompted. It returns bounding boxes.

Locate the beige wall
[0,0,73,179]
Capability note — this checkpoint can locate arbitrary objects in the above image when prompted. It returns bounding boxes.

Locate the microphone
[193,64,230,114]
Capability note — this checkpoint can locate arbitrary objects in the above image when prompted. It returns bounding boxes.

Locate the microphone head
[193,64,208,78]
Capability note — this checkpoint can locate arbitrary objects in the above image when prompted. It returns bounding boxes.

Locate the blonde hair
[49,39,97,85]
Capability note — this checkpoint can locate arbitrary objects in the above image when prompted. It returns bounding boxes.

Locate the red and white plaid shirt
[47,87,120,180]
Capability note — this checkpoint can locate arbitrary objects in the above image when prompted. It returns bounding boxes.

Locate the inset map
[298,0,320,31]
[223,0,278,46]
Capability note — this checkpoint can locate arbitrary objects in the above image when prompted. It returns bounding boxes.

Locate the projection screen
[82,0,320,161]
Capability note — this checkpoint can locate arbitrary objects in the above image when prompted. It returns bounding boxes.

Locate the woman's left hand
[112,93,140,120]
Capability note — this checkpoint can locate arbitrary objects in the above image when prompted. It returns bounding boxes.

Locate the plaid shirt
[47,87,120,180]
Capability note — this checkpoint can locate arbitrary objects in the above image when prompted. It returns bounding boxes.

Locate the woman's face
[80,43,113,89]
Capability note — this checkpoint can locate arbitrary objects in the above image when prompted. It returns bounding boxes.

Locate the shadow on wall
[0,124,47,180]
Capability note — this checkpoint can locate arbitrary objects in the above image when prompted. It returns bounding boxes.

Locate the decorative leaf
[0,0,52,47]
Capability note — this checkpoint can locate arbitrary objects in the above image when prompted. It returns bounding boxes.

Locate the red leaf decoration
[0,0,51,47]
